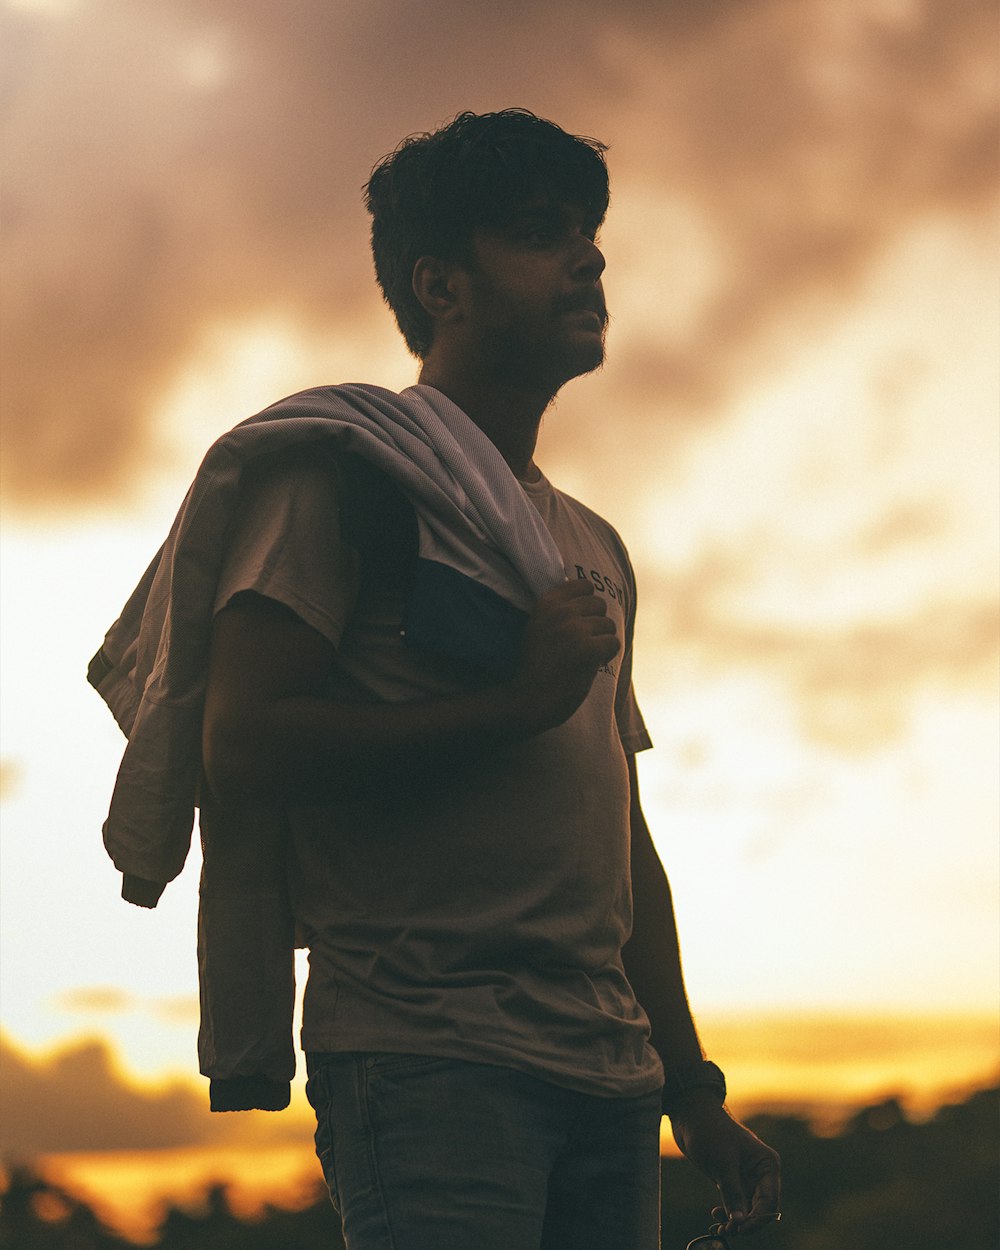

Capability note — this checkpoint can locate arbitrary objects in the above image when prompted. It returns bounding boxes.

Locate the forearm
[622,763,782,1226]
[204,681,540,804]
[621,823,704,1072]
[204,580,621,805]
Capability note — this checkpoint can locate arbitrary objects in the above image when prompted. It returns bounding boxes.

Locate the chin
[564,338,606,380]
[512,330,606,391]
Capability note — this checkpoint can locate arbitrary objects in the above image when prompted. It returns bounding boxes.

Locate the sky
[1,0,998,1149]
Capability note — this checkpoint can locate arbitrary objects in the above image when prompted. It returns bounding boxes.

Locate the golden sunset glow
[1,0,997,1231]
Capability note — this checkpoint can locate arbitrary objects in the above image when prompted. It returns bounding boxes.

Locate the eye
[523,225,558,246]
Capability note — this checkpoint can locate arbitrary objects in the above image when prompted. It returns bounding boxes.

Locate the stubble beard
[494,313,608,396]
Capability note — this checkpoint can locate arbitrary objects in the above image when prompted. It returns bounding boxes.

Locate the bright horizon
[1,0,998,1166]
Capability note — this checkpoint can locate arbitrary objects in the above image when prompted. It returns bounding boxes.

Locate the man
[197,110,780,1247]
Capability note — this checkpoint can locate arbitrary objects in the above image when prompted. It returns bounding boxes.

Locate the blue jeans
[305,1052,663,1250]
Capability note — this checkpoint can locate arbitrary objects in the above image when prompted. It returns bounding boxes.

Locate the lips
[558,292,607,324]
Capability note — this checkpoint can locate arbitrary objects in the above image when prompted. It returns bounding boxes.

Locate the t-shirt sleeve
[616,666,652,755]
[614,547,653,756]
[213,448,360,648]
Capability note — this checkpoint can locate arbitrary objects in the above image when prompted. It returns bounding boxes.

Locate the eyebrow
[502,201,600,235]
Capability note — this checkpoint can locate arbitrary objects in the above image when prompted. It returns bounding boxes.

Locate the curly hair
[364,109,609,357]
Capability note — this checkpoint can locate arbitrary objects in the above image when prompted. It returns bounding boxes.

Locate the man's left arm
[621,753,782,1235]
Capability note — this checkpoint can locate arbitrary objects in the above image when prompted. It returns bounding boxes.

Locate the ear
[411,256,462,325]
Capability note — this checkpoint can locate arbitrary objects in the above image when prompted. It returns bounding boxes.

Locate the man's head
[365,110,610,363]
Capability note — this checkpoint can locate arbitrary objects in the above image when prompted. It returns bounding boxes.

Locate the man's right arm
[202,578,618,804]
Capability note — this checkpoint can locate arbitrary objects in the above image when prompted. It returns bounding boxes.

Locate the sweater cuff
[121,874,167,908]
[210,1076,292,1112]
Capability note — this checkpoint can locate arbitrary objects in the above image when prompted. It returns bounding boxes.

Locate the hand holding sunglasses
[687,1212,782,1248]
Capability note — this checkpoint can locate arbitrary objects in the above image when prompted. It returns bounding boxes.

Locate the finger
[736,1180,783,1233]
[558,578,597,598]
[715,1172,749,1231]
[592,638,621,663]
[590,625,620,651]
[587,616,617,634]
[736,1211,782,1234]
[722,1161,781,1235]
[571,595,609,617]
[746,1148,781,1214]
[537,581,593,612]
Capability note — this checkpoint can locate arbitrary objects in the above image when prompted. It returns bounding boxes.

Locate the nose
[571,232,606,283]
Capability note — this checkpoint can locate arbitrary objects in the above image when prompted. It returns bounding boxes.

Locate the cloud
[639,539,999,751]
[855,499,951,557]
[1,0,996,509]
[0,1032,310,1153]
[0,758,24,802]
[794,599,999,750]
[0,1032,213,1152]
[50,987,203,1024]
[51,987,134,1015]
[621,0,999,338]
[151,996,201,1024]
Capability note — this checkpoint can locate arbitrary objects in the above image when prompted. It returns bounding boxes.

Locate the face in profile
[457,197,609,391]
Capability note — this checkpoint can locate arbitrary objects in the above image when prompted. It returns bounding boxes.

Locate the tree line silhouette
[2,1083,996,1249]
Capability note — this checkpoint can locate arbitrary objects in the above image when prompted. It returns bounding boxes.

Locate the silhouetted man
[99,110,781,1250]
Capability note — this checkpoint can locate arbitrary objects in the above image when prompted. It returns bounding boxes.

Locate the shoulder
[238,441,340,496]
[233,444,411,534]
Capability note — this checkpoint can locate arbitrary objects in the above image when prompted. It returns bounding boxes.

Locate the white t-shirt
[214,447,663,1098]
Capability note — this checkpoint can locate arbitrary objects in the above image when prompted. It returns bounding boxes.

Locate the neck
[417,358,555,481]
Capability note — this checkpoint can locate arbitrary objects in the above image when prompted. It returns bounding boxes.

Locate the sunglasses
[687,1213,782,1248]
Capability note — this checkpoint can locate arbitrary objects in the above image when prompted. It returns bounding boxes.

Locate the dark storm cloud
[1,0,996,508]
